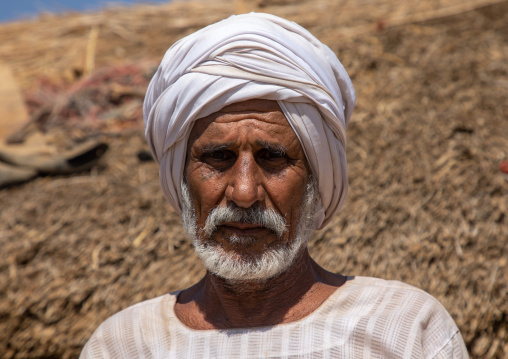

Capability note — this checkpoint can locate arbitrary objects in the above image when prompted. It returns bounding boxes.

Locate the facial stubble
[181,178,319,282]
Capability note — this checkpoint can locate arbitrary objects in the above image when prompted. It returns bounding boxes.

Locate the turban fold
[143,13,355,229]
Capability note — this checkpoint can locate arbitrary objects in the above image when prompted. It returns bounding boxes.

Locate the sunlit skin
[184,99,309,257]
[175,100,346,330]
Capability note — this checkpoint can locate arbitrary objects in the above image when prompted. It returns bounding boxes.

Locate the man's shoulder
[79,292,179,359]
[103,292,176,326]
[326,276,467,358]
[347,275,433,291]
[345,275,445,301]
[338,276,456,323]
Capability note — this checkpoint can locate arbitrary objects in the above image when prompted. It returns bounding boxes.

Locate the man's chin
[193,240,296,282]
[200,240,269,264]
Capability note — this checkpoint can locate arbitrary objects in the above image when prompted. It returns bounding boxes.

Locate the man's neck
[175,250,346,330]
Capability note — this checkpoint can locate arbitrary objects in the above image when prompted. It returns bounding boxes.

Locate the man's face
[184,99,310,263]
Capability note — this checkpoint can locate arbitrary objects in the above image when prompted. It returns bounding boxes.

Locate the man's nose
[225,153,264,208]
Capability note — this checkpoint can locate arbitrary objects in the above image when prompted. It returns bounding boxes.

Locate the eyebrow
[200,143,230,152]
[256,140,287,155]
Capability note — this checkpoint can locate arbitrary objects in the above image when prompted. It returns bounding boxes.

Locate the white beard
[181,179,319,282]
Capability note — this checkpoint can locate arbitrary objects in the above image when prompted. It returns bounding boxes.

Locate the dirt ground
[0,0,507,358]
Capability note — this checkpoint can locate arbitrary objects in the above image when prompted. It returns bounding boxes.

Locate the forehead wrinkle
[218,99,281,113]
[213,111,285,124]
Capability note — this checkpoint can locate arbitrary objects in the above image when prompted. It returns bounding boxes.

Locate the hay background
[0,0,507,357]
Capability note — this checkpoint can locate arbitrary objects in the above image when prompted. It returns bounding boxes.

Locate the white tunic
[80,276,468,358]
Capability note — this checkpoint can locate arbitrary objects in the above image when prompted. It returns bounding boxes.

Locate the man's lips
[219,222,269,235]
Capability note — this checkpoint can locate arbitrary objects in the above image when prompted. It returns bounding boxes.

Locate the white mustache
[204,203,287,238]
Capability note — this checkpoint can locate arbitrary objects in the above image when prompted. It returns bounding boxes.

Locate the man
[81,13,468,358]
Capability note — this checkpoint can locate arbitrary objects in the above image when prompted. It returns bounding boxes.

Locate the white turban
[143,13,355,229]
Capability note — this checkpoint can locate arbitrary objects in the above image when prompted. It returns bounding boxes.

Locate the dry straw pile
[0,0,507,357]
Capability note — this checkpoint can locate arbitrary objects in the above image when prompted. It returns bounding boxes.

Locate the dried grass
[0,0,507,357]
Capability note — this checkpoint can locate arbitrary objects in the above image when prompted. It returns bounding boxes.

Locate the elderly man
[81,13,468,358]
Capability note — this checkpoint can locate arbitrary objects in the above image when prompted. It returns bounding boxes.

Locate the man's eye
[210,151,232,160]
[257,149,289,169]
[259,149,285,160]
[201,150,235,165]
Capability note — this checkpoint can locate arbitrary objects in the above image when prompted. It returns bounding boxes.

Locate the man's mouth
[219,222,270,236]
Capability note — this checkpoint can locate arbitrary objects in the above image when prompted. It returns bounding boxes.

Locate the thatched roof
[0,0,507,357]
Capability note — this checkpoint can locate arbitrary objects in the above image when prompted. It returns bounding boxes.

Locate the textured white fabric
[80,276,469,358]
[143,13,355,228]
